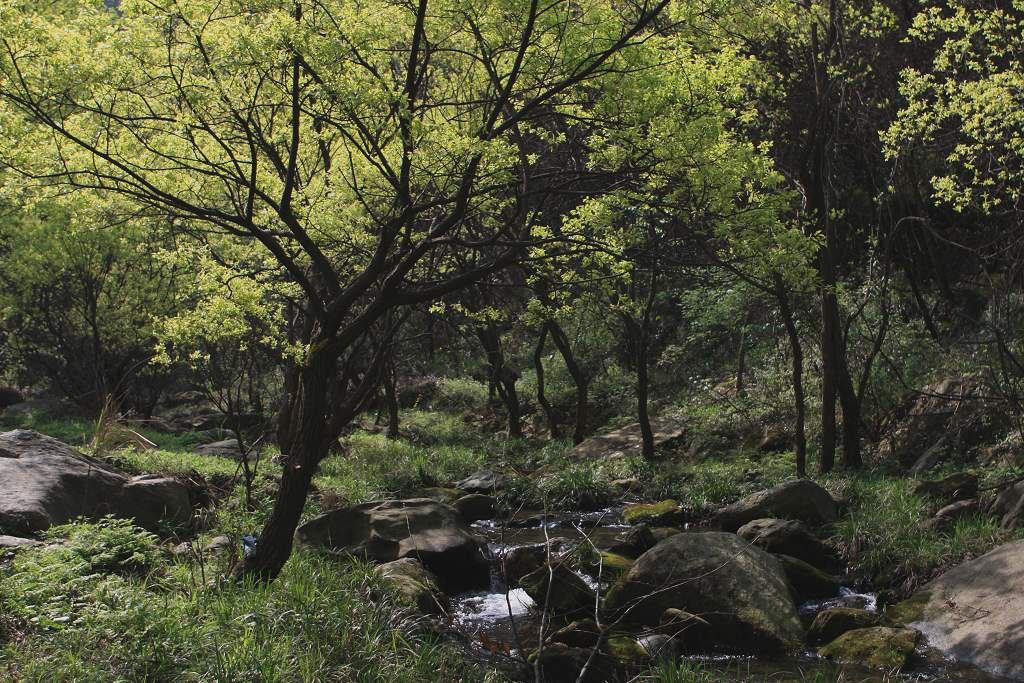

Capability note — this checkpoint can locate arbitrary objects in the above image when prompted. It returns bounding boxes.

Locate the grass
[1,519,495,683]
[831,474,1022,592]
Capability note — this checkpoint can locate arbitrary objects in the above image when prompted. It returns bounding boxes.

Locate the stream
[448,509,1016,682]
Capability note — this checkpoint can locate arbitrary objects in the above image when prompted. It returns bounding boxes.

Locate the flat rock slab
[903,539,1024,680]
[0,429,191,534]
[567,417,687,460]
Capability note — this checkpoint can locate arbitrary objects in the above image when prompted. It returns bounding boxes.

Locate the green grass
[832,474,1022,591]
[1,521,494,682]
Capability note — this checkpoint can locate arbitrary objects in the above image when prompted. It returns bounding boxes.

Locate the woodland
[1,0,1024,681]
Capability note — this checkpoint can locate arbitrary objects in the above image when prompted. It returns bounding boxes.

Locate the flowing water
[449,510,1016,682]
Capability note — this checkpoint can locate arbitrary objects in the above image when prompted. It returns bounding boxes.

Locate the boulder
[807,608,879,644]
[776,554,842,602]
[567,416,687,461]
[711,479,838,532]
[893,539,1024,680]
[548,618,602,649]
[604,531,804,653]
[1,399,78,421]
[990,480,1024,530]
[926,499,979,531]
[501,543,548,584]
[623,500,685,526]
[194,439,247,459]
[912,472,978,503]
[879,378,1002,470]
[0,430,191,534]
[376,557,448,614]
[737,518,839,571]
[456,469,512,494]
[0,534,40,549]
[0,387,25,410]
[606,524,657,559]
[818,626,919,669]
[451,493,497,523]
[519,563,596,616]
[296,498,489,590]
[530,643,615,683]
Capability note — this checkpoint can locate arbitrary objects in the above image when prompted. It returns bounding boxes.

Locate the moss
[606,635,647,663]
[623,500,683,525]
[884,591,931,626]
[818,627,920,669]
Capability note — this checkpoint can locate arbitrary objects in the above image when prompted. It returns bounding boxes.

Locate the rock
[567,416,687,460]
[711,479,838,532]
[501,543,548,584]
[416,487,463,503]
[0,430,191,534]
[776,554,841,602]
[893,539,1024,680]
[737,518,839,571]
[296,498,489,590]
[990,479,1024,530]
[376,557,448,614]
[519,563,596,616]
[0,535,40,548]
[639,634,679,661]
[649,527,682,543]
[657,608,713,644]
[606,635,647,664]
[118,475,192,531]
[0,387,25,410]
[1,399,78,421]
[606,524,657,559]
[880,378,1002,470]
[451,494,497,523]
[604,531,804,653]
[912,472,978,503]
[530,643,615,683]
[194,439,247,459]
[203,535,233,553]
[623,500,685,526]
[926,499,979,531]
[581,551,634,580]
[611,478,641,493]
[818,627,919,669]
[807,608,879,644]
[548,618,602,648]
[455,469,512,494]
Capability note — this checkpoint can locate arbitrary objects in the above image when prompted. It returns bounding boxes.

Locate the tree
[0,0,669,579]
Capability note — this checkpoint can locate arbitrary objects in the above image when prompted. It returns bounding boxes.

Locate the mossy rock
[581,551,634,580]
[884,591,931,627]
[519,563,596,616]
[818,627,920,669]
[606,635,648,664]
[623,500,684,525]
[807,608,879,644]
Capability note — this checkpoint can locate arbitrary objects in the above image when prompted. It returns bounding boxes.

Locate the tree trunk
[624,315,654,459]
[736,311,749,397]
[384,360,400,440]
[775,278,807,477]
[547,320,589,445]
[533,324,560,438]
[837,362,863,468]
[236,347,335,581]
[476,325,522,438]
